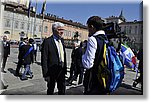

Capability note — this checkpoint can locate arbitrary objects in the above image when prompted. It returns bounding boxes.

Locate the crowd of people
[1,35,38,89]
[0,16,143,95]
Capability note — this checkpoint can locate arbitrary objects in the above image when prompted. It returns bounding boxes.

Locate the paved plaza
[1,47,142,95]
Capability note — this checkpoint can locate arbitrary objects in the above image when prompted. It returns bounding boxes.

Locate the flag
[41,0,46,15]
[121,44,137,69]
[35,0,38,13]
[25,0,29,8]
[27,0,31,18]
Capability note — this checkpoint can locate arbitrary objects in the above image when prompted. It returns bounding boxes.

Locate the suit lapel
[50,36,59,58]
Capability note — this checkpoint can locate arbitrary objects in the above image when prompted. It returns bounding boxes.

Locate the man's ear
[91,25,94,28]
[91,25,96,31]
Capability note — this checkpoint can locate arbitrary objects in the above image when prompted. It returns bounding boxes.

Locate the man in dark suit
[41,22,67,95]
[1,35,10,73]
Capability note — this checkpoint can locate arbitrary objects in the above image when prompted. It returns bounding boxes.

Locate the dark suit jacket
[19,45,34,64]
[2,41,10,58]
[41,35,67,78]
[76,47,84,68]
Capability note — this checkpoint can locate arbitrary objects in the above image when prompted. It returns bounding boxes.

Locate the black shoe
[78,82,82,85]
[1,70,7,73]
[73,78,77,81]
[15,73,19,76]
[4,85,8,89]
[133,81,138,87]
[65,81,70,86]
[66,77,71,82]
[20,77,28,80]
[27,72,33,75]
[28,75,33,79]
[15,73,22,77]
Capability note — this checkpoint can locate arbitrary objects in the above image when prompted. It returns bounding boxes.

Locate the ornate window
[39,25,42,32]
[20,22,24,30]
[15,21,19,29]
[5,19,11,27]
[44,26,48,33]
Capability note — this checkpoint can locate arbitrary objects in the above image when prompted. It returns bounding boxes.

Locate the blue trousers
[22,64,32,79]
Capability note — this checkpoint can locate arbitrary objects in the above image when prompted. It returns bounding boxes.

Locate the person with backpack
[82,16,124,95]
[15,37,28,76]
[82,16,108,95]
[19,38,34,80]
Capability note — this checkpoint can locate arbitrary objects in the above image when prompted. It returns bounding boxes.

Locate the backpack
[95,35,124,93]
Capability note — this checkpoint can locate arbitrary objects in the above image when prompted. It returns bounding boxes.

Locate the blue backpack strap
[94,36,105,66]
[23,46,33,59]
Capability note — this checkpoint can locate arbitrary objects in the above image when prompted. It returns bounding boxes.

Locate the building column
[0,0,4,38]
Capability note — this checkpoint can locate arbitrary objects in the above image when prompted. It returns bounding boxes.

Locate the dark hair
[23,37,28,41]
[80,42,83,47]
[29,38,34,44]
[87,16,104,31]
[83,40,88,43]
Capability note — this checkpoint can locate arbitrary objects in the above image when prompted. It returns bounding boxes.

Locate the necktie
[58,39,64,62]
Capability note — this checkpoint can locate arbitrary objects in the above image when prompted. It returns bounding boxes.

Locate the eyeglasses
[58,28,64,31]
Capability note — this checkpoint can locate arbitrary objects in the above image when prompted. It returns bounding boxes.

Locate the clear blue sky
[32,1,142,25]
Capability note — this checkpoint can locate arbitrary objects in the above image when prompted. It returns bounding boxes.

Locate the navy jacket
[19,45,34,64]
[2,41,10,58]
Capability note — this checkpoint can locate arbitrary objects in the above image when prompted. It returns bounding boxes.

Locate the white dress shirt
[82,30,105,69]
[33,43,37,50]
[53,35,64,62]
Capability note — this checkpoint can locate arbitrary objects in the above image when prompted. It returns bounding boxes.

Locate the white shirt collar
[93,30,105,36]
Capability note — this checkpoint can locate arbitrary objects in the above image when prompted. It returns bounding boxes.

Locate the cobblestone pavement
[1,47,142,95]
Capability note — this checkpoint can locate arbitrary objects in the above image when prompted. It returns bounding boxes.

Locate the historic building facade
[0,1,88,43]
[1,1,143,49]
[119,21,143,49]
[105,10,143,50]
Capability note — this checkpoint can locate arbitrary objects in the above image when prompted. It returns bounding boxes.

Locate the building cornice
[119,21,143,25]
[3,2,87,30]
